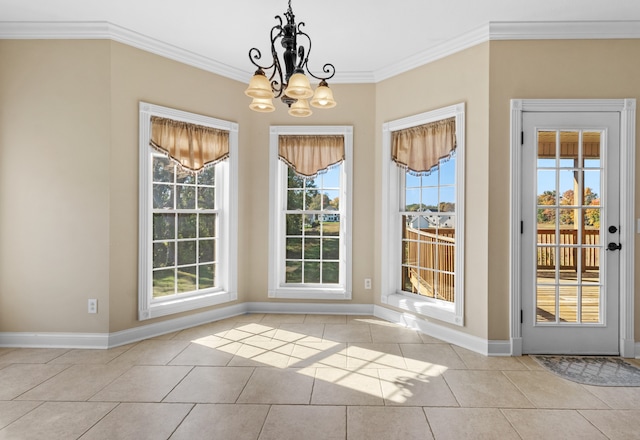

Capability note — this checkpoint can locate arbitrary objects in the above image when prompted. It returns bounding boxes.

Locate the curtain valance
[150,116,229,172]
[278,135,345,178]
[391,117,456,174]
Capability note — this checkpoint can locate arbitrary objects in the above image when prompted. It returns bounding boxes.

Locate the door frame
[510,99,636,357]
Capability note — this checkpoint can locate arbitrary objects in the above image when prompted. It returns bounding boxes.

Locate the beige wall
[487,39,640,340]
[375,43,491,339]
[0,39,376,334]
[1,37,638,345]
[0,40,112,332]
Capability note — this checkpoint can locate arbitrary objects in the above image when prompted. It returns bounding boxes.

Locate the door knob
[608,225,618,233]
[607,242,622,251]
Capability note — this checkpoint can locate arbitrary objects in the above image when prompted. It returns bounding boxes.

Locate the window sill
[139,290,237,320]
[268,287,351,300]
[385,291,462,326]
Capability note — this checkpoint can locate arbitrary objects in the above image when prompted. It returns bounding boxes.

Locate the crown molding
[1,20,639,84]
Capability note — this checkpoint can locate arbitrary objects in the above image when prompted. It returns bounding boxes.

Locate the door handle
[606,242,622,251]
[608,225,618,233]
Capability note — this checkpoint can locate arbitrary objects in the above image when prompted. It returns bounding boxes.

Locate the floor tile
[418,332,449,343]
[0,402,116,440]
[425,408,520,439]
[582,384,640,409]
[519,355,545,370]
[303,314,346,324]
[323,324,372,343]
[346,343,407,369]
[347,406,432,440]
[172,321,235,341]
[312,368,384,405]
[259,314,306,324]
[236,367,315,404]
[0,401,41,429]
[287,341,347,368]
[503,409,608,439]
[370,325,423,343]
[0,348,69,364]
[346,315,388,325]
[107,340,190,366]
[0,363,70,400]
[452,346,529,370]
[80,402,192,439]
[399,343,466,373]
[579,409,640,439]
[443,370,534,408]
[168,340,240,366]
[164,366,254,403]
[48,347,130,365]
[227,341,294,368]
[258,405,346,440]
[504,370,608,409]
[16,364,129,401]
[272,323,325,343]
[171,404,270,440]
[89,365,191,402]
[378,368,458,406]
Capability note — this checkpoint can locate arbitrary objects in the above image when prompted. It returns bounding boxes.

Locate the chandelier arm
[248,48,275,72]
[270,38,286,98]
[305,63,336,82]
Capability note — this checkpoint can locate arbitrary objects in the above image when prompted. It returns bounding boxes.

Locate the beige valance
[150,116,229,172]
[392,117,456,174]
[278,135,345,178]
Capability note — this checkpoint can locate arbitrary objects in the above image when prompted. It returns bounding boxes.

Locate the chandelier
[244,0,337,117]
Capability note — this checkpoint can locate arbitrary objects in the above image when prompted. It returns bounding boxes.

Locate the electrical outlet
[88,299,98,314]
[364,278,372,290]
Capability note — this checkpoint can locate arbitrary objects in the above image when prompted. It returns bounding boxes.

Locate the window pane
[321,218,340,236]
[305,191,321,210]
[323,190,339,209]
[405,188,421,211]
[199,214,216,238]
[198,167,215,186]
[153,242,175,268]
[405,173,421,188]
[559,170,577,206]
[305,218,321,236]
[199,239,215,263]
[439,157,455,185]
[153,269,175,298]
[198,187,216,209]
[286,214,303,235]
[199,264,215,289]
[176,186,196,209]
[583,171,600,206]
[286,261,302,283]
[421,187,438,210]
[322,262,339,284]
[178,214,197,239]
[153,214,175,240]
[286,238,302,259]
[153,157,173,183]
[287,167,304,189]
[176,172,195,185]
[177,266,197,293]
[304,238,321,259]
[438,187,455,213]
[321,166,340,189]
[322,238,339,260]
[287,190,303,210]
[178,241,197,265]
[304,262,320,283]
[153,184,173,209]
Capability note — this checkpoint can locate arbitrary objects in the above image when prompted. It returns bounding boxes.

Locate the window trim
[268,125,353,300]
[381,103,465,325]
[138,102,238,320]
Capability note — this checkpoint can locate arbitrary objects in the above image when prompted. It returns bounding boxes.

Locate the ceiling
[2,0,640,83]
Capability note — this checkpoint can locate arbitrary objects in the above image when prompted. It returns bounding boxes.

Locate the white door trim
[510,99,636,357]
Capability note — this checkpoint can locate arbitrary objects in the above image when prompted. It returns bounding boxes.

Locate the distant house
[408,209,452,229]
[321,206,340,222]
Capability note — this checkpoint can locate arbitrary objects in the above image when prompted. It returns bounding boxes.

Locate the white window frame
[268,125,353,300]
[381,103,465,325]
[138,102,238,320]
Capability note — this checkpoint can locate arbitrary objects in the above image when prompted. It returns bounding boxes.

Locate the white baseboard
[373,305,497,356]
[0,302,374,350]
[0,332,109,349]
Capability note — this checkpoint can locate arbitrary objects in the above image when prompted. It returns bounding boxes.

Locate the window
[138,102,238,320]
[381,104,465,325]
[268,126,353,299]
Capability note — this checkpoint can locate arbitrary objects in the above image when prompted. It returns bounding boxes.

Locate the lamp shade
[310,82,336,109]
[245,71,273,99]
[249,97,276,112]
[288,99,312,117]
[284,73,314,99]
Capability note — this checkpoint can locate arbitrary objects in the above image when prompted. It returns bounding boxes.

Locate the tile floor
[1,314,640,439]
